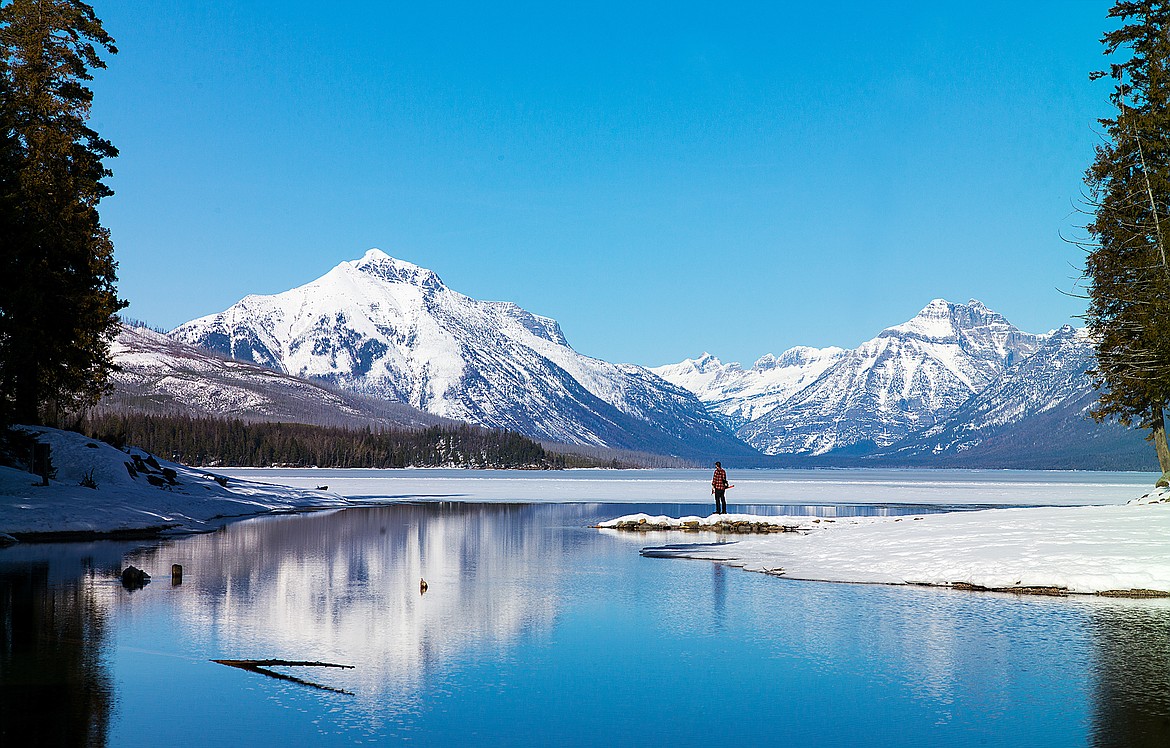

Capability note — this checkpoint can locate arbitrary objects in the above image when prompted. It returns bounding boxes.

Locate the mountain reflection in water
[1,501,1168,747]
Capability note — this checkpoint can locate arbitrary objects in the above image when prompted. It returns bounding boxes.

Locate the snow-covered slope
[108,324,450,429]
[745,300,1045,455]
[661,300,1045,456]
[0,427,349,537]
[171,250,753,457]
[875,326,1153,469]
[885,325,1093,456]
[651,346,845,426]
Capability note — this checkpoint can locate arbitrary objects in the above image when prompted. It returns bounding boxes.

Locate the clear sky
[91,1,1115,367]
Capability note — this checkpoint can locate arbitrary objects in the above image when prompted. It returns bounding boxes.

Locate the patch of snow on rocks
[0,427,350,537]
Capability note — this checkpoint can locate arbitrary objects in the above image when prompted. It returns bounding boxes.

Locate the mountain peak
[345,249,445,290]
[361,248,391,262]
[882,298,1010,342]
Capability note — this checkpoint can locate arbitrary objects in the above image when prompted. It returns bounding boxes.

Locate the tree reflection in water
[1091,602,1170,748]
[0,562,113,747]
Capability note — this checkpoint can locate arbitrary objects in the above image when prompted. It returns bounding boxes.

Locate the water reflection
[119,503,580,716]
[711,563,727,631]
[1091,603,1170,747]
[0,559,114,746]
[2,503,1170,747]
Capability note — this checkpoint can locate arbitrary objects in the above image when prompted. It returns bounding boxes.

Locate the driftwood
[212,659,355,695]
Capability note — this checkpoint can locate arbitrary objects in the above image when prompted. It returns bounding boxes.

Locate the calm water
[3,500,1169,747]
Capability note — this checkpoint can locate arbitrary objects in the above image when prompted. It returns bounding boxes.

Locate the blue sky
[92,1,1113,366]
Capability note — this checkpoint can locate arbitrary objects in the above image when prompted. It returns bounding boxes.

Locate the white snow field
[600,489,1170,595]
[0,427,349,538]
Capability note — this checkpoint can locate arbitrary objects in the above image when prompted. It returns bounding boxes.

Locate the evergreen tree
[1084,0,1170,473]
[0,0,123,428]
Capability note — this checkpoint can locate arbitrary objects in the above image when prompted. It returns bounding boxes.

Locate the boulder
[120,566,151,590]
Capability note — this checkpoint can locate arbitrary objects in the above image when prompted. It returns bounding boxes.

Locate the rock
[1157,472,1170,489]
[120,566,151,590]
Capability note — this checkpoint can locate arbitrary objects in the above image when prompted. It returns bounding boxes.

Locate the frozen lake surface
[2,472,1168,746]
[221,466,1159,509]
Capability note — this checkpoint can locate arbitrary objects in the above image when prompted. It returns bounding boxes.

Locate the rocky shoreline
[594,517,804,534]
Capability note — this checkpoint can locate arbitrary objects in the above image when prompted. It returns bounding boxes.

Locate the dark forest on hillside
[79,413,620,469]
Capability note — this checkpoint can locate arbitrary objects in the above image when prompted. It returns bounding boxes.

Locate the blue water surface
[2,501,1168,747]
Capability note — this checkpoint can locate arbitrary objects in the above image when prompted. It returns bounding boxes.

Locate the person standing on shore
[711,461,730,515]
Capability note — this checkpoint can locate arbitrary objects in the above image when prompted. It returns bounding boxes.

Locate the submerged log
[212,659,355,695]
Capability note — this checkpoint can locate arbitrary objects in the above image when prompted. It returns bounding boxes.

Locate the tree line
[79,412,623,469]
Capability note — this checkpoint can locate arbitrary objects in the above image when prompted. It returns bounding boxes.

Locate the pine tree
[0,0,124,428]
[1084,0,1170,474]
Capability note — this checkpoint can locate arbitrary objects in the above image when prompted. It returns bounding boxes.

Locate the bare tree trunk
[1153,403,1170,475]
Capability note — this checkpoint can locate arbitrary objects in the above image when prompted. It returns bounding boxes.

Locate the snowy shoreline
[0,427,353,541]
[599,490,1170,597]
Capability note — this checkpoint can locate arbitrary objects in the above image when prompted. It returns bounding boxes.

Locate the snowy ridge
[171,249,751,457]
[871,325,1149,468]
[888,325,1094,455]
[658,300,1046,457]
[108,324,449,429]
[650,346,845,426]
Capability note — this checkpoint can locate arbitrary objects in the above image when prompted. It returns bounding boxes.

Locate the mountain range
[654,301,1152,469]
[110,249,1155,470]
[167,249,754,460]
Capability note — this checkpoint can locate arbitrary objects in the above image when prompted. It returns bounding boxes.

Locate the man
[711,461,729,515]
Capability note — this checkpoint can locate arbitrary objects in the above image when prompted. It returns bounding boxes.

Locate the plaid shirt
[712,467,728,490]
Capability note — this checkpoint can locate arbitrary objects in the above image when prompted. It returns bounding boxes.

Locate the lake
[1,470,1168,747]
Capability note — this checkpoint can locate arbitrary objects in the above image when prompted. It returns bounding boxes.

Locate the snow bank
[610,488,1170,595]
[0,427,350,537]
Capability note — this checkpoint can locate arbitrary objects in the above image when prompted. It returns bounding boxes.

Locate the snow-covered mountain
[880,325,1093,458]
[872,325,1152,469]
[107,324,450,429]
[170,250,753,457]
[651,346,845,426]
[660,299,1046,456]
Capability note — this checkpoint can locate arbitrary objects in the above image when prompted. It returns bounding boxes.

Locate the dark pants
[714,489,726,514]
